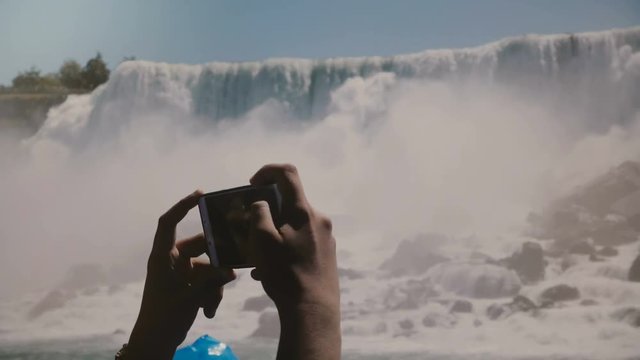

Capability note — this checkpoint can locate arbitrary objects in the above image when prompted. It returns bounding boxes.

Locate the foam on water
[2,27,640,359]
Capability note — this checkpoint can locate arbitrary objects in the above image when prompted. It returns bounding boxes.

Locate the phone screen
[198,184,281,268]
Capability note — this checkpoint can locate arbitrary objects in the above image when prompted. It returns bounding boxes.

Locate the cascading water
[2,27,640,359]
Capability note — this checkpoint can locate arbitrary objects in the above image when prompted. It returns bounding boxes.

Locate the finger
[176,233,206,258]
[190,259,236,288]
[250,164,310,227]
[153,190,203,253]
[249,201,282,246]
[202,286,224,319]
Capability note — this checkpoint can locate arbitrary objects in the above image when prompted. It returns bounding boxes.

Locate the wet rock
[597,246,619,257]
[379,233,449,277]
[426,262,521,299]
[338,267,365,280]
[528,162,640,247]
[422,312,456,328]
[251,311,280,338]
[398,319,414,330]
[27,289,75,319]
[502,242,545,284]
[242,295,274,312]
[629,254,640,282]
[486,303,506,320]
[580,299,598,306]
[568,240,595,255]
[383,278,439,310]
[510,295,537,312]
[487,295,537,320]
[611,307,640,327]
[449,299,473,313]
[539,284,580,303]
[589,253,604,262]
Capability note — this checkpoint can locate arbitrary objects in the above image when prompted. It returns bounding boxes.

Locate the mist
[2,68,640,294]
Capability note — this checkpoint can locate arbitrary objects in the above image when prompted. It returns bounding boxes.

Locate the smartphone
[198,184,282,268]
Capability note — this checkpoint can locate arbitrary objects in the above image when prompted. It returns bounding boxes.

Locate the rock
[629,254,640,282]
[383,278,439,310]
[510,295,537,312]
[540,284,580,303]
[112,329,126,335]
[379,233,449,277]
[580,299,598,306]
[473,319,483,327]
[27,289,75,319]
[568,240,595,255]
[486,295,537,320]
[597,246,619,257]
[486,303,506,320]
[251,311,280,338]
[398,319,414,330]
[242,295,274,312]
[589,253,604,262]
[502,242,545,284]
[422,312,456,328]
[426,262,521,299]
[338,267,365,280]
[611,307,640,327]
[528,162,640,247]
[449,299,473,313]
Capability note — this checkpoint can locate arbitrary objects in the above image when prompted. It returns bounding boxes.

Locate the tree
[81,52,110,90]
[59,60,83,89]
[12,67,42,90]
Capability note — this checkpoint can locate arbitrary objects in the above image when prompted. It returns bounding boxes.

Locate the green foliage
[81,52,110,90]
[9,52,112,93]
[58,60,83,89]
[11,67,62,92]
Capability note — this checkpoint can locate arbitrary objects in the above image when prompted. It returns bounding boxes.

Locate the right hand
[248,163,339,312]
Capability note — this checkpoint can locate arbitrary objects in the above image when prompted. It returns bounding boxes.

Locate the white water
[1,27,640,359]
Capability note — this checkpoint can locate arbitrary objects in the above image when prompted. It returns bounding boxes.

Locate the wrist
[127,316,181,360]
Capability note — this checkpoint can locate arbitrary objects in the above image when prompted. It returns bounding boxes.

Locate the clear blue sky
[1,0,639,85]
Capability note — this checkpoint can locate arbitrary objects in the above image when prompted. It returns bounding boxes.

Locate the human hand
[127,190,236,360]
[248,164,341,359]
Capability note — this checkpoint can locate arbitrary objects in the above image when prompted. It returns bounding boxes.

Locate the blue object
[173,335,238,360]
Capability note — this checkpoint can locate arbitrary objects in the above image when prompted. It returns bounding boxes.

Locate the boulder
[422,312,457,328]
[486,295,537,320]
[379,233,449,277]
[611,307,640,327]
[567,240,595,255]
[597,246,619,257]
[502,242,545,284]
[580,299,598,306]
[27,289,75,319]
[242,295,274,312]
[251,311,280,338]
[629,254,640,282]
[426,262,521,299]
[449,299,473,313]
[383,278,439,310]
[398,319,414,330]
[539,284,580,303]
[528,161,640,247]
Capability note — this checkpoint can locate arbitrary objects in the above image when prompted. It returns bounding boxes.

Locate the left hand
[127,190,236,360]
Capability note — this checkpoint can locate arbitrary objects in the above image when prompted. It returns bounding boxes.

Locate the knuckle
[318,214,333,232]
[281,163,298,175]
